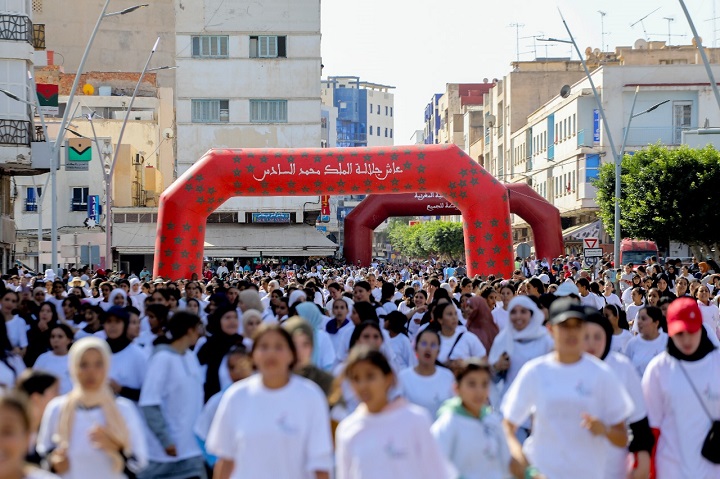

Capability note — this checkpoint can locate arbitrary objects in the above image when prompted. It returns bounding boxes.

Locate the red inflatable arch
[154,144,513,279]
[343,184,564,266]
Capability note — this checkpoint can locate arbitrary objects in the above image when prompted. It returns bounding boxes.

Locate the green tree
[594,144,720,258]
[387,220,464,260]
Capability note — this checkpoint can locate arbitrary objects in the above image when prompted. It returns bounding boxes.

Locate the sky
[321,0,720,144]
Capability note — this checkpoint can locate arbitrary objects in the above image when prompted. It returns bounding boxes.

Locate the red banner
[321,195,330,216]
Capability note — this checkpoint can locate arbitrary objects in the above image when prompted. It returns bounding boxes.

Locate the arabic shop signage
[251,212,291,224]
[252,161,405,182]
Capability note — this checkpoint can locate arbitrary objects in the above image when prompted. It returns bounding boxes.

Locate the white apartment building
[508,63,720,250]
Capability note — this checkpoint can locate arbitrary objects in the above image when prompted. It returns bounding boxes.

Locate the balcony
[32,23,44,50]
[622,126,688,147]
[0,14,32,43]
[24,199,37,212]
[548,143,554,161]
[0,120,31,146]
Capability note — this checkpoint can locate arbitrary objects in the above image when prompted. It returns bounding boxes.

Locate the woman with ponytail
[37,337,147,478]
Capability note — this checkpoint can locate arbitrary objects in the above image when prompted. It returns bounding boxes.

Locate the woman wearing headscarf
[106,289,128,311]
[488,296,554,405]
[464,296,500,352]
[197,306,243,402]
[37,337,148,478]
[103,307,147,403]
[238,289,274,329]
[295,302,336,372]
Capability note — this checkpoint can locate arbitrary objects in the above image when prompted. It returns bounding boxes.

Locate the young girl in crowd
[464,296,499,353]
[335,346,452,479]
[404,290,428,339]
[197,306,243,402]
[603,304,633,354]
[37,337,148,479]
[295,302,336,372]
[15,370,61,466]
[434,302,485,364]
[398,328,454,417]
[383,311,416,370]
[207,324,333,479]
[73,305,103,340]
[283,317,335,398]
[432,360,511,479]
[25,302,59,367]
[103,307,147,403]
[1,291,28,358]
[0,393,61,479]
[492,283,515,331]
[139,312,205,479]
[643,298,720,479]
[625,287,646,328]
[32,325,73,394]
[135,304,168,352]
[695,284,720,343]
[326,298,350,352]
[624,306,668,376]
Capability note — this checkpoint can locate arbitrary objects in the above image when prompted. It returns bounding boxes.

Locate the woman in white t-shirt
[601,281,622,309]
[138,311,205,479]
[37,337,148,479]
[492,283,515,331]
[625,287,646,328]
[1,290,28,357]
[404,290,429,339]
[434,303,486,364]
[643,297,720,479]
[207,324,333,479]
[398,328,454,417]
[0,393,61,479]
[501,299,633,479]
[622,276,642,309]
[583,309,653,479]
[33,324,74,394]
[695,284,720,341]
[488,295,554,402]
[623,306,668,376]
[102,307,147,403]
[335,346,452,479]
[602,304,633,354]
[383,311,416,370]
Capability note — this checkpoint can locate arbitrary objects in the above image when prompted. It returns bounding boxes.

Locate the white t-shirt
[580,293,604,310]
[398,367,455,417]
[603,293,622,309]
[643,349,720,479]
[697,301,720,340]
[604,352,647,479]
[139,347,204,463]
[625,303,643,324]
[491,308,509,331]
[609,330,633,355]
[6,315,28,349]
[407,312,425,339]
[335,401,453,479]
[437,330,486,363]
[206,374,333,479]
[431,410,510,479]
[194,389,224,442]
[501,353,633,479]
[109,344,147,393]
[388,335,417,370]
[0,353,25,387]
[24,468,60,479]
[33,352,72,394]
[37,395,148,479]
[623,332,668,376]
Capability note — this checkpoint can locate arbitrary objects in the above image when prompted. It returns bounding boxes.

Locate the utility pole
[598,11,607,52]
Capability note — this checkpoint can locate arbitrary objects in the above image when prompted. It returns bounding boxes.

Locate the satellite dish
[634,38,648,50]
[560,85,572,99]
[82,84,95,95]
[585,47,593,56]
[593,48,602,56]
[486,114,497,127]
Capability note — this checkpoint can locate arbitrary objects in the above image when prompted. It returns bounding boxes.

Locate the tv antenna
[598,10,608,52]
[631,7,661,40]
[509,23,525,62]
[648,17,687,45]
[705,0,719,47]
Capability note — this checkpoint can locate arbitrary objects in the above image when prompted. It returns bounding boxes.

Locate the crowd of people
[0,254,717,479]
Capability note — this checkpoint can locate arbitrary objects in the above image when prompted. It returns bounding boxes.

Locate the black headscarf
[583,307,613,360]
[197,306,243,402]
[104,306,132,354]
[667,327,716,362]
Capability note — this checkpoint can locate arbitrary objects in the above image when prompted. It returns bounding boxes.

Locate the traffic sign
[584,257,599,267]
[583,238,599,249]
[583,248,603,258]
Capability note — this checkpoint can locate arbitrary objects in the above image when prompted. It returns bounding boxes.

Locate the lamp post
[46,1,148,276]
[103,37,161,271]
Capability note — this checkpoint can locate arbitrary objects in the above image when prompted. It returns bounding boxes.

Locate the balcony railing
[70,201,87,212]
[32,23,44,49]
[0,120,31,146]
[0,14,32,43]
[24,199,37,212]
[621,126,689,146]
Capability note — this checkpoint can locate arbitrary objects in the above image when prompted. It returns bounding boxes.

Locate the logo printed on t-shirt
[575,381,592,397]
[704,384,720,403]
[384,440,408,459]
[276,413,299,435]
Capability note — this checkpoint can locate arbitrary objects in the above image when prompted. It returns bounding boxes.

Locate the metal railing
[0,14,32,43]
[24,199,37,212]
[70,200,87,212]
[0,120,31,146]
[32,23,44,49]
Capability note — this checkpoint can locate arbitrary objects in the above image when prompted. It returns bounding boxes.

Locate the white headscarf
[107,289,128,307]
[488,295,549,365]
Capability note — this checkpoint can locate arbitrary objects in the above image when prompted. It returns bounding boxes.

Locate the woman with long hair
[207,324,333,479]
[1,291,27,358]
[25,302,60,367]
[37,337,148,478]
[32,324,74,394]
[695,284,720,344]
[602,304,632,354]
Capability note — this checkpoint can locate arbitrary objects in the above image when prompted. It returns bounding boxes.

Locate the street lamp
[104,37,162,270]
[46,0,147,276]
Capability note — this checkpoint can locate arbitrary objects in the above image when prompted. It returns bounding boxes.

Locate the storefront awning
[113,223,338,257]
[562,220,602,242]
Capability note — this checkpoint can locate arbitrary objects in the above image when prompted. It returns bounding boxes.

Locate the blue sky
[321,0,718,143]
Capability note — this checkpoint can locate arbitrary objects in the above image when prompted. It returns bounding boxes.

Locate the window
[377,128,380,136]
[249,35,287,58]
[572,114,576,136]
[390,129,393,138]
[385,128,388,137]
[71,187,89,212]
[25,186,41,212]
[585,154,600,182]
[191,35,229,58]
[390,107,393,117]
[191,99,229,123]
[250,100,288,123]
[385,106,388,115]
[370,104,373,113]
[369,126,373,135]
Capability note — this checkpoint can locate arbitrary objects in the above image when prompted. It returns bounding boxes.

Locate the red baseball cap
[666,297,703,336]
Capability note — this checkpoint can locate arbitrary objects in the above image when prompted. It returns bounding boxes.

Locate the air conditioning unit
[112,110,154,121]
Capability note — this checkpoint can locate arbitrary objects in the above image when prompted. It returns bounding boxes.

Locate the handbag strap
[447,332,464,360]
[677,361,716,421]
